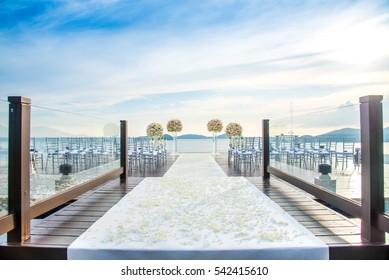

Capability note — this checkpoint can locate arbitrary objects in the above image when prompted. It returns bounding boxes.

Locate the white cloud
[1,1,389,136]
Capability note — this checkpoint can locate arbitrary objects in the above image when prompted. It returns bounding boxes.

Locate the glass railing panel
[0,99,9,218]
[383,97,389,214]
[269,102,361,204]
[30,105,120,205]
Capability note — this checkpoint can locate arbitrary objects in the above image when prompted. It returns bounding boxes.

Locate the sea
[167,138,230,153]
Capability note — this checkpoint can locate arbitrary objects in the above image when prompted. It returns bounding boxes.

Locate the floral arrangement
[146,122,163,137]
[207,119,223,133]
[225,122,243,137]
[166,119,183,133]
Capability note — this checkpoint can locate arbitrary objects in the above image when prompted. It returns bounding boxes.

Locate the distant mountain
[178,133,228,139]
[217,133,228,139]
[299,127,389,142]
[163,134,173,140]
[298,135,315,141]
[177,134,209,139]
[317,128,361,141]
[163,133,227,140]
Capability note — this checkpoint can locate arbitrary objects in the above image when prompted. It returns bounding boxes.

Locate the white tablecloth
[68,154,328,260]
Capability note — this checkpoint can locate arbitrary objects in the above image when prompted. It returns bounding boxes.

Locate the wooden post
[120,120,128,183]
[262,119,270,179]
[360,95,385,242]
[8,96,31,243]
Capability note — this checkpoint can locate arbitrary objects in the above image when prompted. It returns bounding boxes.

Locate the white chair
[269,137,280,162]
[139,138,158,172]
[45,137,67,174]
[235,137,255,172]
[30,137,44,173]
[286,142,307,169]
[128,137,138,171]
[311,138,331,168]
[335,137,355,171]
[329,139,337,165]
[254,137,262,166]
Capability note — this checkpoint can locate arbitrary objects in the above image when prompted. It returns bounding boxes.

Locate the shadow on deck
[1,154,388,260]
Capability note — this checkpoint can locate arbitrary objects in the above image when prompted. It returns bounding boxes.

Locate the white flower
[225,122,243,137]
[167,119,183,133]
[146,122,163,137]
[207,119,223,132]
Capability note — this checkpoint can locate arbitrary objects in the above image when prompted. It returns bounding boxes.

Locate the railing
[0,96,128,242]
[379,97,389,234]
[262,95,389,242]
[0,98,10,234]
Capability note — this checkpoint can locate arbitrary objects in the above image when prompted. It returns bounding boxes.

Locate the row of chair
[269,135,359,171]
[128,137,168,172]
[30,137,120,175]
[29,135,358,175]
[228,137,262,172]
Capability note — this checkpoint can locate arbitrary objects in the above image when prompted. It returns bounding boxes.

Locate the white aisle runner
[68,154,328,259]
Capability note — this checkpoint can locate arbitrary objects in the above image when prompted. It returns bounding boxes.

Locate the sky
[1,0,389,136]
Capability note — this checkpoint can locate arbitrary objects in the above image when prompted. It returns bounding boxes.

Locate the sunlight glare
[327,16,389,64]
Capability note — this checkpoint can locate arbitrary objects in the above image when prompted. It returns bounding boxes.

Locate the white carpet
[68,154,328,260]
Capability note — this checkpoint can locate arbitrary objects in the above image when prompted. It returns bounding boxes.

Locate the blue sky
[1,0,389,136]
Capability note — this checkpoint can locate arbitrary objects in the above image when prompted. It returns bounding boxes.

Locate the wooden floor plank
[309,227,361,236]
[319,235,364,245]
[41,215,100,222]
[26,235,78,246]
[54,210,107,217]
[65,205,113,211]
[300,220,360,228]
[32,221,95,229]
[31,228,86,236]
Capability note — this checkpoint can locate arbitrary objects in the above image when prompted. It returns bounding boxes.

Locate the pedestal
[314,164,336,192]
[314,174,336,192]
[212,133,218,155]
[172,133,178,155]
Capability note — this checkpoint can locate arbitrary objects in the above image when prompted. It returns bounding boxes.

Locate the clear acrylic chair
[335,137,356,171]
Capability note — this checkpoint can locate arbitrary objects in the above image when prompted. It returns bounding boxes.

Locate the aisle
[163,154,227,178]
[68,154,328,260]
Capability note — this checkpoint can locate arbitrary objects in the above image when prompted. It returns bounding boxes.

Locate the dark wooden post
[8,96,31,243]
[360,95,385,242]
[262,119,270,179]
[120,120,128,183]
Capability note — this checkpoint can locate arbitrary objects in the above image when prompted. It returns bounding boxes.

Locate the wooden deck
[1,154,388,259]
